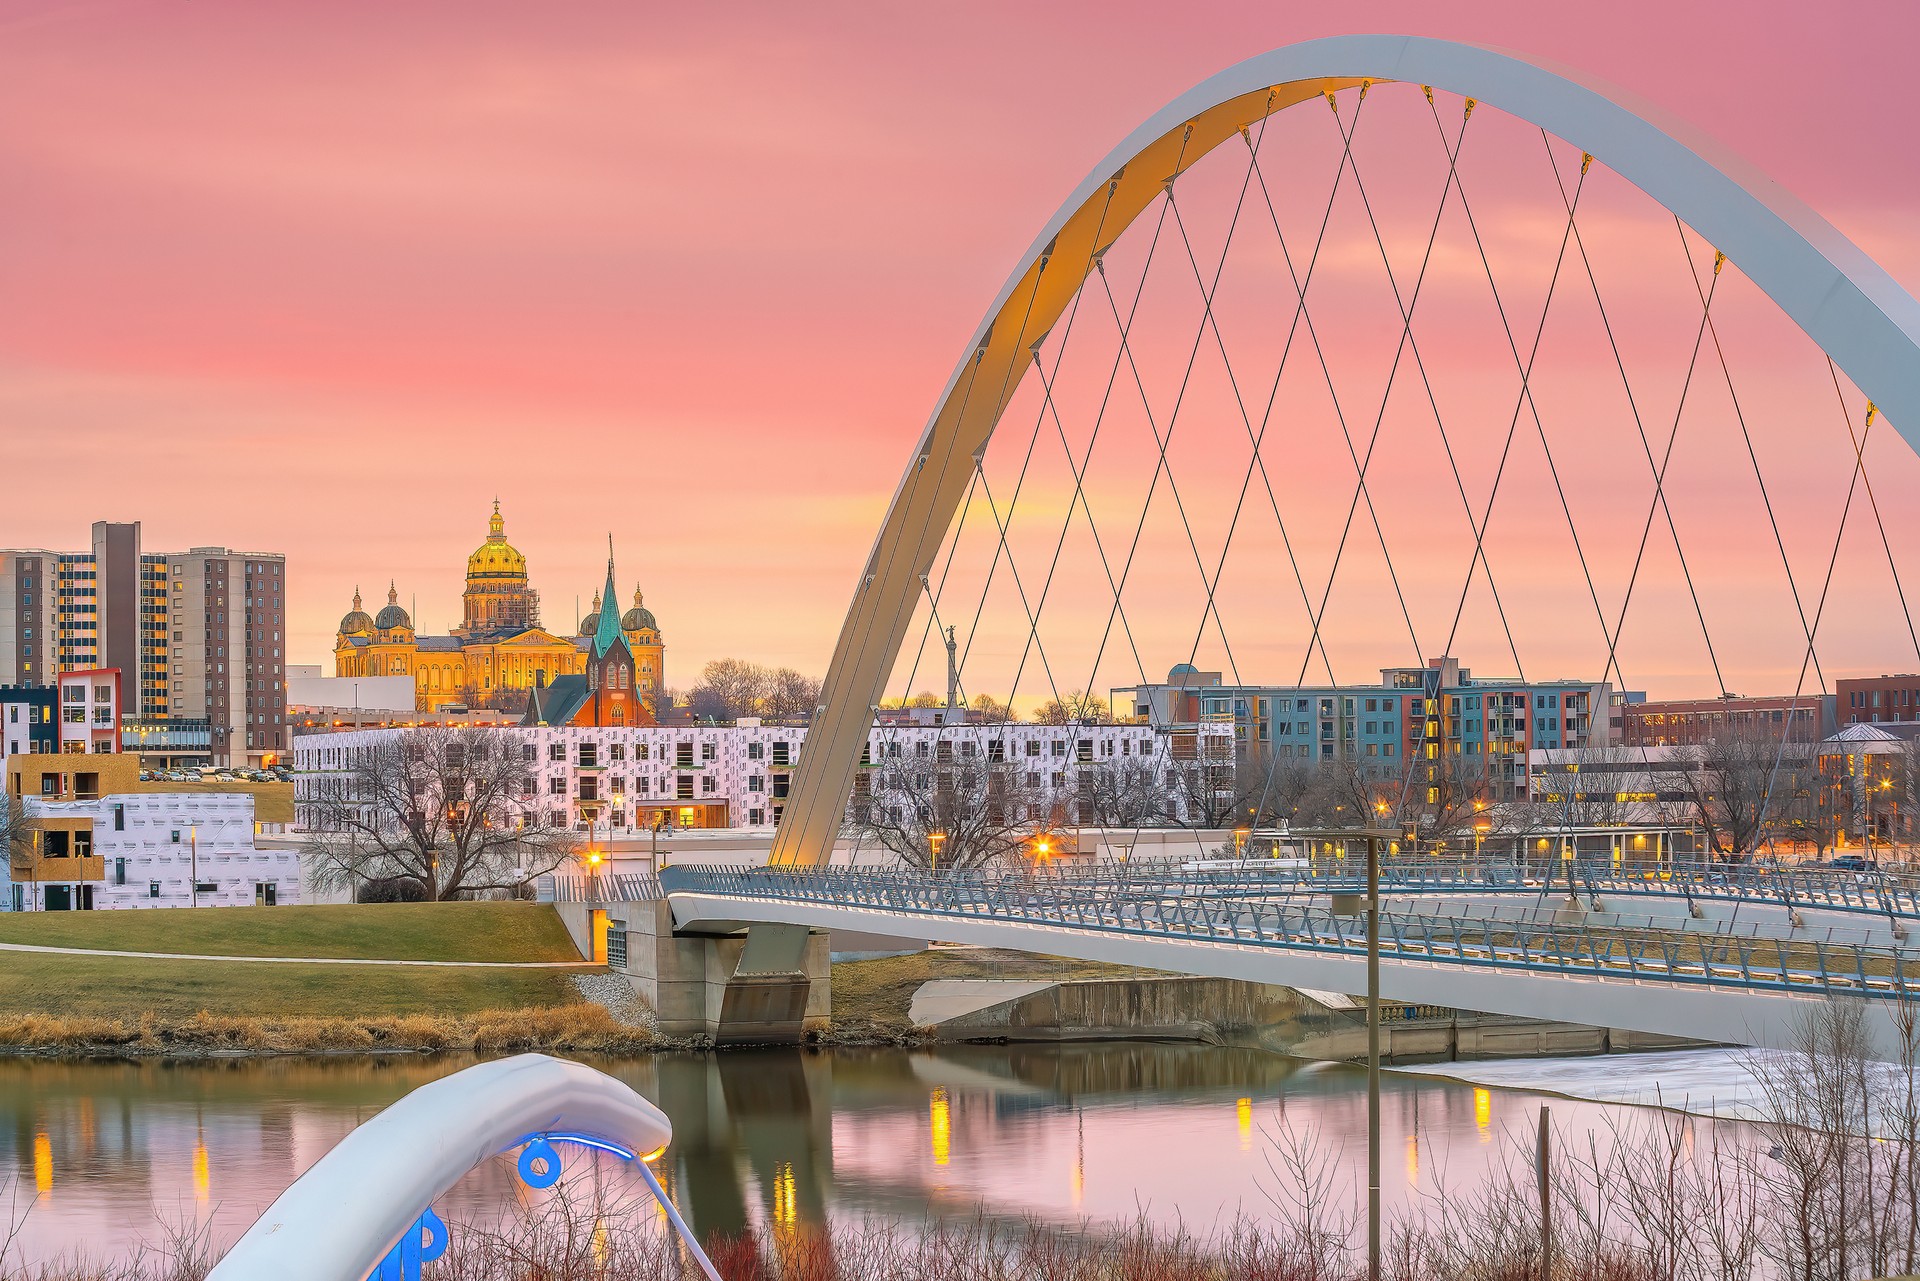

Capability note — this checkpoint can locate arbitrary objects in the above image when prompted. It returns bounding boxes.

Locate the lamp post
[1366,826,1381,1281]
[188,825,199,908]
[928,831,947,875]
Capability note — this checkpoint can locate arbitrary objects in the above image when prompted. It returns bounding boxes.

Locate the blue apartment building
[1114,656,1616,800]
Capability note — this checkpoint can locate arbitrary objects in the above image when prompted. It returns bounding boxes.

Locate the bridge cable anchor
[1422,85,1434,105]
[1580,152,1594,175]
[1464,96,1477,120]
[1324,90,1338,113]
[1866,401,1878,427]
[1713,249,1727,275]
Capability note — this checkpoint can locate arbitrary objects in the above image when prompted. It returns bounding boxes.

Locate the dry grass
[0,1003,655,1057]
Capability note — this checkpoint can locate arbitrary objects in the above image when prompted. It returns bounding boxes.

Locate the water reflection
[1,1045,1730,1264]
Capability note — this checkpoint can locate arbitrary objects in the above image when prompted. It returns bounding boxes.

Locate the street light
[928,831,947,875]
[188,825,199,908]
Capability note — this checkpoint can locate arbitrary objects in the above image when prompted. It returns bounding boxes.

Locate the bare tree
[845,728,1046,872]
[1239,748,1341,828]
[1747,998,1920,1281]
[482,685,530,716]
[1683,721,1807,859]
[1389,751,1492,843]
[1030,690,1110,725]
[300,727,582,901]
[679,659,822,723]
[762,667,821,720]
[1078,756,1170,828]
[1,793,33,876]
[968,693,1015,723]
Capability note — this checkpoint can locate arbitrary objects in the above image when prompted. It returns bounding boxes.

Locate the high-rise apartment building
[0,524,288,766]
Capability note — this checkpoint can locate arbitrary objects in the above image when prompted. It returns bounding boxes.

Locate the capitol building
[333,502,665,715]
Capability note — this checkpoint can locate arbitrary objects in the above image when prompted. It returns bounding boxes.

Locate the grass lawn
[0,951,588,1020]
[831,947,1161,1028]
[0,901,581,962]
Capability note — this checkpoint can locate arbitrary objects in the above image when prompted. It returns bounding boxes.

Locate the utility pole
[944,625,959,713]
[1537,1104,1553,1280]
[1367,828,1381,1281]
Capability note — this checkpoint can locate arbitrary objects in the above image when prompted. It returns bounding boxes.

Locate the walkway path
[0,940,602,968]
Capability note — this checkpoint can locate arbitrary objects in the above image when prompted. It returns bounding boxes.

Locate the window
[148,882,161,899]
[748,742,764,760]
[112,804,124,831]
[548,742,564,762]
[702,742,716,762]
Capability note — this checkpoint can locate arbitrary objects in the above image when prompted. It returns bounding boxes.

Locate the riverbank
[0,947,1113,1057]
[0,1004,660,1058]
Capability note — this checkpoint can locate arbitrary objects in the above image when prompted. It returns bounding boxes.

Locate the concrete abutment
[556,900,830,1044]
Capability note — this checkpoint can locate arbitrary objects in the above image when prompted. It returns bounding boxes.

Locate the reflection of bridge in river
[643,1042,1317,1241]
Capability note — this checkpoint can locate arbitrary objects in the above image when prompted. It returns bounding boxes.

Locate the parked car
[1827,854,1879,872]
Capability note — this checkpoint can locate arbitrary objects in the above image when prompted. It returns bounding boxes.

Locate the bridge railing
[657,864,1920,1004]
[831,856,1920,922]
[540,872,663,903]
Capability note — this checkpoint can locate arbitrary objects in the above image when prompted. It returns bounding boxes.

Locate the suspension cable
[1680,232,1827,693]
[1426,106,1616,696]
[1827,357,1920,663]
[1593,218,1729,698]
[1328,89,1525,680]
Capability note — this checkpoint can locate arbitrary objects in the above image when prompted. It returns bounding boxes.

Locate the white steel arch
[208,1054,708,1281]
[772,33,1920,867]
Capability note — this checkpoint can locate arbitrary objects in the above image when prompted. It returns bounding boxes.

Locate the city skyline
[3,2,1919,698]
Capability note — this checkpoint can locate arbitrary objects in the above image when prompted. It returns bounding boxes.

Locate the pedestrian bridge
[655,864,1920,1056]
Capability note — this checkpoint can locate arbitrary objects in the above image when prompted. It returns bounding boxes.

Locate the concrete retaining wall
[918,975,1707,1062]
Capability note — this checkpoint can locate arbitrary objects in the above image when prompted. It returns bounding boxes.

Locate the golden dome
[467,499,528,581]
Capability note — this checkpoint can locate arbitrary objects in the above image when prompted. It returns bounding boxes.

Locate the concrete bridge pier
[555,900,830,1044]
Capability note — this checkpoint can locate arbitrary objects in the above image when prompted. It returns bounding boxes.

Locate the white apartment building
[293,719,1237,836]
[3,787,301,912]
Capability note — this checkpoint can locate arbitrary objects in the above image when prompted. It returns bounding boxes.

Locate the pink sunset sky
[3,0,1919,700]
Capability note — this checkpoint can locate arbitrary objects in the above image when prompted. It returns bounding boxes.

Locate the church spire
[591,536,625,660]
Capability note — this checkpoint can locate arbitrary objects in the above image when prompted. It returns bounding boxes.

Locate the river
[0,1044,1756,1265]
